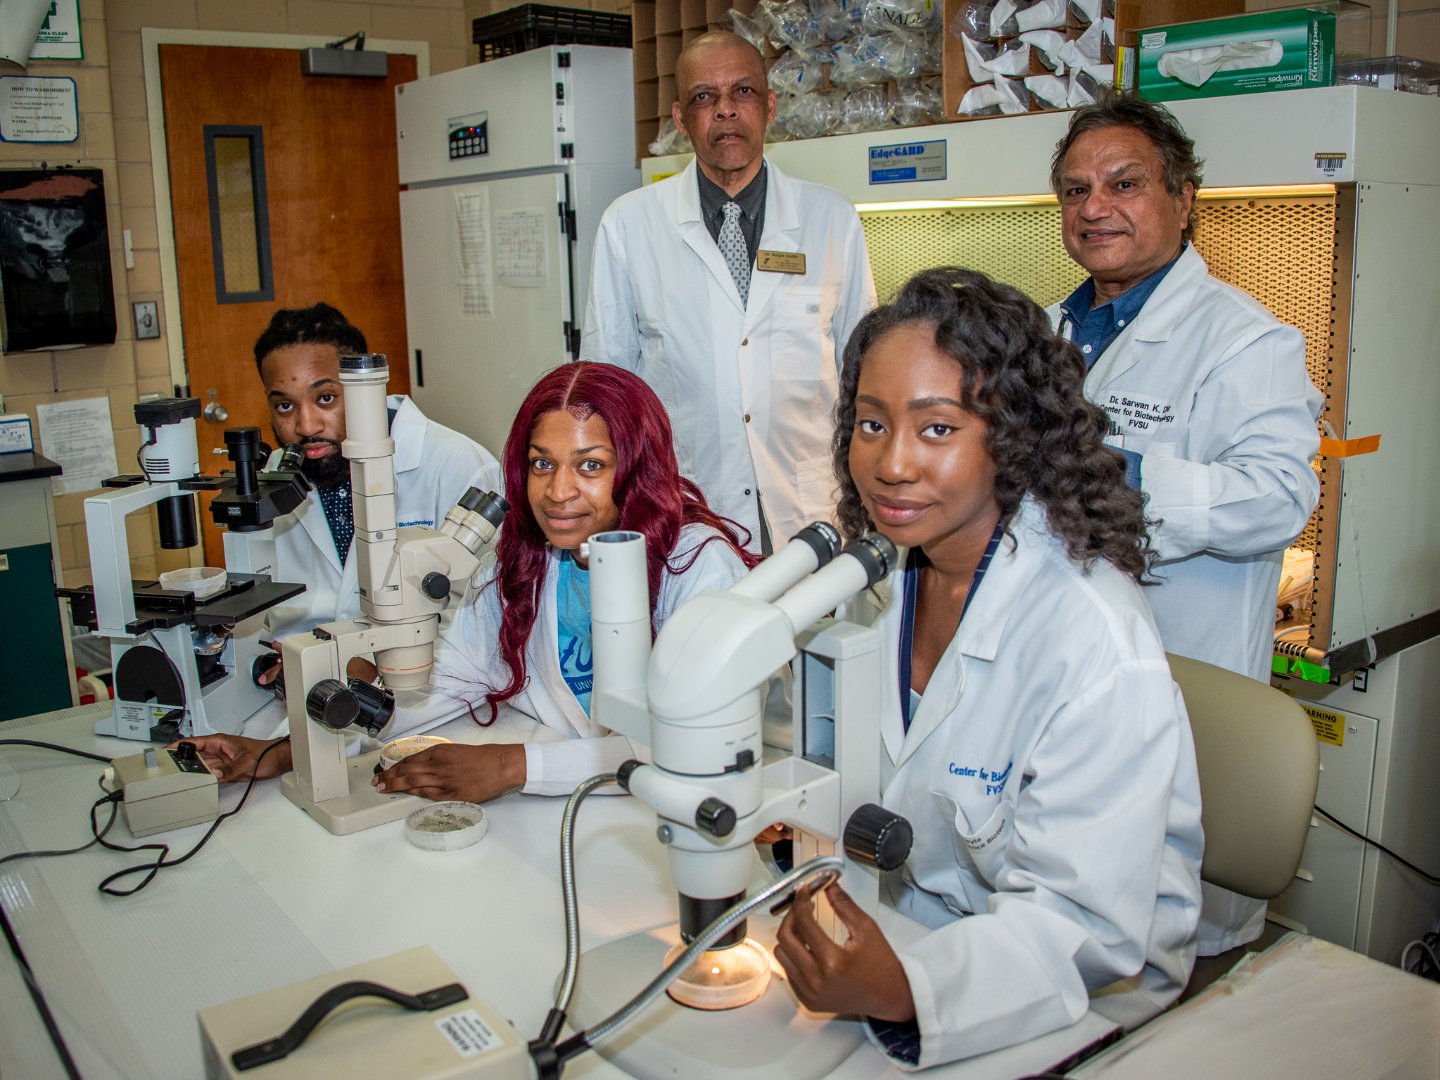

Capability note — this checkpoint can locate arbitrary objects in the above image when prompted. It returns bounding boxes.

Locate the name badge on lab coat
[756,250,806,274]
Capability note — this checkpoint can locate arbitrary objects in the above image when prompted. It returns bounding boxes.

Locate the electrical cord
[1313,805,1440,886]
[0,742,134,1080]
[87,737,290,896]
[0,899,85,1080]
[1400,933,1439,983]
[534,772,618,1047]
[0,739,113,765]
[0,735,288,1080]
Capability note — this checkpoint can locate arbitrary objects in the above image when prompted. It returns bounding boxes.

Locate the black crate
[472,5,632,63]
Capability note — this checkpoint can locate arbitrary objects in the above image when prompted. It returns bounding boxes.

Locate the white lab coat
[580,158,876,550]
[1048,245,1322,683]
[853,499,1203,1069]
[386,523,750,795]
[264,394,503,641]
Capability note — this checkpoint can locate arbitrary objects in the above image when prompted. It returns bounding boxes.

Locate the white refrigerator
[395,45,638,454]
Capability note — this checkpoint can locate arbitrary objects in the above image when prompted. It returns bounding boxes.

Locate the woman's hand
[372,743,526,804]
[172,735,292,783]
[774,881,916,1023]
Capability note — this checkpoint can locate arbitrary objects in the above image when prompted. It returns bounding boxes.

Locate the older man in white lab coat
[247,303,501,734]
[581,31,875,552]
[1048,95,1321,955]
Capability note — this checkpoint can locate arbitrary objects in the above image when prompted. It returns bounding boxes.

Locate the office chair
[1168,652,1321,998]
[1170,653,1320,899]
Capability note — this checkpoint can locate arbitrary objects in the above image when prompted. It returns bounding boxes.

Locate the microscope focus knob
[694,797,737,838]
[306,679,360,732]
[421,572,450,600]
[843,803,913,872]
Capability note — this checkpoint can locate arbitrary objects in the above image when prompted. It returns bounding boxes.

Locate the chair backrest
[1168,653,1320,900]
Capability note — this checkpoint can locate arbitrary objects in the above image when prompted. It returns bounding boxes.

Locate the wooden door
[160,44,415,564]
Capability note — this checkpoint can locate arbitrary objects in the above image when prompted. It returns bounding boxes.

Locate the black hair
[252,302,367,372]
[833,267,1155,582]
[1050,89,1204,241]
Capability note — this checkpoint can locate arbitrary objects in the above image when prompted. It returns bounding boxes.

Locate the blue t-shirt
[556,553,594,715]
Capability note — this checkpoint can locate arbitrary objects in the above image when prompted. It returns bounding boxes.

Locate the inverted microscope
[60,397,310,743]
[277,353,508,835]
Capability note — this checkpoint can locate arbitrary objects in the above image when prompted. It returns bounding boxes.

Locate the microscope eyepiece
[459,487,510,527]
[222,426,263,461]
[792,522,841,567]
[841,534,898,587]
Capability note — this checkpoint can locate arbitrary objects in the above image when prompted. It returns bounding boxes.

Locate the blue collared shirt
[1058,246,1185,369]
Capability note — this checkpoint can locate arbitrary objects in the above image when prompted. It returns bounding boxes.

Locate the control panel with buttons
[112,743,220,837]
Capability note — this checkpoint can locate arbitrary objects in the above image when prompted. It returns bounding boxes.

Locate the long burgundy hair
[479,362,758,721]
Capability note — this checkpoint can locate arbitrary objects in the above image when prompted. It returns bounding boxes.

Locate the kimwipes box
[1137,8,1335,102]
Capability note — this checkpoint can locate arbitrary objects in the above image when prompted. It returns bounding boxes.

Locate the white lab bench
[2,704,1436,1080]
[0,703,1114,1080]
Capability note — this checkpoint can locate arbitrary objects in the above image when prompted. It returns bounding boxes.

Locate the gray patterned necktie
[718,201,749,307]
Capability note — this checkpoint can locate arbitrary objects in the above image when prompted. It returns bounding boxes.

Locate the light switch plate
[133,300,160,340]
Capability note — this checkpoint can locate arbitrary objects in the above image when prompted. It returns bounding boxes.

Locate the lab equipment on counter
[59,402,310,742]
[278,353,507,836]
[404,801,488,852]
[111,741,218,837]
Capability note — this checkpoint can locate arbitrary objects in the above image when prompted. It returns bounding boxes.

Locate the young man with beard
[252,303,502,687]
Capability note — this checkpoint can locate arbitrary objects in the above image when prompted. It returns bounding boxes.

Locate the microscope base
[280,749,425,835]
[570,921,865,1080]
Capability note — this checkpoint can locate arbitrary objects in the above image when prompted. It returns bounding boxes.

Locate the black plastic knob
[174,741,198,762]
[421,572,450,600]
[694,797,737,838]
[306,678,359,731]
[843,803,913,872]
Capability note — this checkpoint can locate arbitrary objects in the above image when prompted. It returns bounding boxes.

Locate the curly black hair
[832,267,1155,583]
[252,302,367,372]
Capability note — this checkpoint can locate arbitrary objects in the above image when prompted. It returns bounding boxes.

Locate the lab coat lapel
[295,490,343,578]
[1085,244,1207,390]
[535,553,599,739]
[891,504,1040,770]
[388,395,422,477]
[744,160,799,330]
[669,160,748,314]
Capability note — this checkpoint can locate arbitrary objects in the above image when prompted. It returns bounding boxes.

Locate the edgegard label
[869,140,947,185]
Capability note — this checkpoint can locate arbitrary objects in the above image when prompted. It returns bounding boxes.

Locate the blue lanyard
[898,521,1005,733]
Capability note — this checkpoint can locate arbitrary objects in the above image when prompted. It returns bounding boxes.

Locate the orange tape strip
[1320,434,1381,458]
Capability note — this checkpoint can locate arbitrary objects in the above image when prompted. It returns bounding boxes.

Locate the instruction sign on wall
[0,76,78,143]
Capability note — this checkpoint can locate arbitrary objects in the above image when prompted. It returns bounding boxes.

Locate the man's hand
[774,881,916,1023]
[372,743,526,804]
[171,735,292,783]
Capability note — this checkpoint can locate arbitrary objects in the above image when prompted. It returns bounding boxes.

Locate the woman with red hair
[371,362,758,802]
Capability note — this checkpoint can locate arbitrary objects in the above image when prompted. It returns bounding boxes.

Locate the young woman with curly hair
[773,268,1204,1069]
[368,361,759,803]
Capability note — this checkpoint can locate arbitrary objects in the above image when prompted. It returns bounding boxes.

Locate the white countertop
[0,703,1112,1080]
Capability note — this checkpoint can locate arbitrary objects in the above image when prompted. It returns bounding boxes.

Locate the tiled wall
[0,0,471,590]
